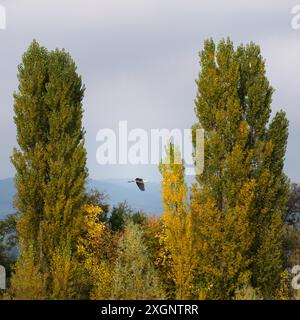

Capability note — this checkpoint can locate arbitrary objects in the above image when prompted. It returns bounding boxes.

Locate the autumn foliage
[1,38,296,301]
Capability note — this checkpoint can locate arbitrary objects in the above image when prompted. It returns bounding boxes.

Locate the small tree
[109,201,146,231]
[111,222,165,300]
[159,144,196,299]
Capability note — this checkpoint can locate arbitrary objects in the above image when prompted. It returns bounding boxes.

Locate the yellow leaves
[50,243,80,300]
[159,145,196,299]
[77,205,105,288]
[275,271,291,300]
[7,244,48,300]
[190,177,257,298]
[76,204,111,298]
[239,179,256,203]
[237,121,250,144]
[77,204,104,259]
[160,157,188,219]
[90,261,112,300]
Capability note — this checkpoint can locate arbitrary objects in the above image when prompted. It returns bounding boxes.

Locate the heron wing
[136,181,145,191]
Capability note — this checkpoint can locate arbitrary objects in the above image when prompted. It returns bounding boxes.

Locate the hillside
[0,178,164,219]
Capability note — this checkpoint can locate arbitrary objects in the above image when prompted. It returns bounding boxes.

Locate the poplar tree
[11,40,87,298]
[251,111,289,297]
[237,43,289,298]
[192,39,289,299]
[159,144,196,299]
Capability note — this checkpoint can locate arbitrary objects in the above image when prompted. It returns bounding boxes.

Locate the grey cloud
[0,0,299,181]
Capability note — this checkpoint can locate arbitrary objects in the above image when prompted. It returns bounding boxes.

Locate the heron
[128,178,148,191]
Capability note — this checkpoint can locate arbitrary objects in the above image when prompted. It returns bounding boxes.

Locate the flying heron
[128,178,148,191]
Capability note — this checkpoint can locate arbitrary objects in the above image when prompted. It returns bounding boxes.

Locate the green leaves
[111,222,165,300]
[10,40,87,299]
[192,38,289,299]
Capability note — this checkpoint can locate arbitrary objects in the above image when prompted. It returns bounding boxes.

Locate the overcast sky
[0,0,299,182]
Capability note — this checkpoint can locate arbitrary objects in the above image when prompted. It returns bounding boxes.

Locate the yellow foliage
[7,243,47,300]
[159,144,196,299]
[275,271,291,300]
[191,179,256,299]
[77,204,112,299]
[143,216,175,298]
[77,204,105,259]
[50,243,80,299]
[90,260,113,300]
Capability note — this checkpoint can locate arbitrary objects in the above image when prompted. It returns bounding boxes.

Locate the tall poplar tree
[192,39,289,299]
[10,40,87,298]
[159,144,196,299]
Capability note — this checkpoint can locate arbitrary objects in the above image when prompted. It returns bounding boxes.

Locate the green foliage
[0,213,18,272]
[90,260,113,300]
[111,222,165,300]
[274,270,292,300]
[109,201,146,231]
[8,243,47,300]
[3,37,294,300]
[50,241,83,300]
[143,216,176,298]
[11,40,87,299]
[192,38,289,299]
[282,184,300,293]
[84,189,110,223]
[251,111,289,298]
[235,286,263,300]
[286,183,300,222]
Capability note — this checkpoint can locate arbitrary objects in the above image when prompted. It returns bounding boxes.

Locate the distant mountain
[0,176,198,220]
[0,178,16,219]
[88,179,163,215]
[0,177,164,219]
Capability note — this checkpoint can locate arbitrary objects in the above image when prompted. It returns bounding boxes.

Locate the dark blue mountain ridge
[0,176,197,220]
[87,178,163,215]
[0,177,164,219]
[0,178,16,219]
